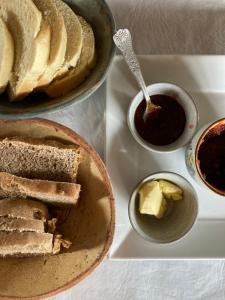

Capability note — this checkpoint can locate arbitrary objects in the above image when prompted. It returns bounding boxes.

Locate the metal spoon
[113,29,161,121]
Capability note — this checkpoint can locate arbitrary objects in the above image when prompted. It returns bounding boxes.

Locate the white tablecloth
[48,1,225,299]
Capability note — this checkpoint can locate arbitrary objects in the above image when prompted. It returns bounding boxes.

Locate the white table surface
[46,0,225,299]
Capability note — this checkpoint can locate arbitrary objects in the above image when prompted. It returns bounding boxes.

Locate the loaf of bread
[0,0,51,101]
[0,172,81,206]
[0,137,81,182]
[0,18,14,93]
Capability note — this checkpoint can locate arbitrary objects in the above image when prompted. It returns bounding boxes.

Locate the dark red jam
[134,94,186,146]
[198,124,225,191]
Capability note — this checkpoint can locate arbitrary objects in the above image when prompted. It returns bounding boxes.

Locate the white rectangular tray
[106,55,225,259]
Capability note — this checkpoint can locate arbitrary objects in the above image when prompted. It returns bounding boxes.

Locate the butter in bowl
[128,172,198,244]
[139,179,183,219]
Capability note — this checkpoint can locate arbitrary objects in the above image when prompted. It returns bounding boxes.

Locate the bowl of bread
[0,0,115,118]
[0,118,115,298]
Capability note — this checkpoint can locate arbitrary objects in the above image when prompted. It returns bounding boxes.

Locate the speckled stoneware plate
[0,119,115,299]
[0,0,115,119]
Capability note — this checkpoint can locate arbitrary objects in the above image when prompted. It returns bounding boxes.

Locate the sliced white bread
[0,217,45,233]
[0,198,48,221]
[0,0,50,101]
[54,0,83,77]
[0,172,81,206]
[33,0,67,88]
[46,16,96,98]
[0,18,14,94]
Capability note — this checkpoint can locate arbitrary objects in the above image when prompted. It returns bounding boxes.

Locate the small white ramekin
[127,83,198,153]
[128,172,198,244]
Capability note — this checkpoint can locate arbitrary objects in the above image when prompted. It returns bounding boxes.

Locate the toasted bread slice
[54,0,83,77]
[0,217,45,233]
[0,198,48,221]
[46,16,95,98]
[0,172,81,206]
[0,18,14,94]
[0,137,81,182]
[0,0,50,101]
[33,0,67,88]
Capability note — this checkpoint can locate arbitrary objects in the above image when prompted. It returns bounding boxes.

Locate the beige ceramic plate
[0,119,115,299]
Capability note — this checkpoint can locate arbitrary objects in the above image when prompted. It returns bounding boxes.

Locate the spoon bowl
[143,101,161,123]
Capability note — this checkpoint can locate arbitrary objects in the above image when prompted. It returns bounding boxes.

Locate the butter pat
[139,181,167,219]
[159,180,183,201]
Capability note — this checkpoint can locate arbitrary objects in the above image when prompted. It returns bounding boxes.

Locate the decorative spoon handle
[113,29,150,102]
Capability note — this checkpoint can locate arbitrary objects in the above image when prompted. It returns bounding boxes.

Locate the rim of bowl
[127,82,199,153]
[128,171,199,244]
[195,118,225,196]
[0,0,116,120]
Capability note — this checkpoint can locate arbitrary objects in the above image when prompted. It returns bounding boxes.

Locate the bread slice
[0,232,71,257]
[0,216,44,233]
[0,137,81,182]
[0,18,14,94]
[0,198,48,221]
[33,0,67,88]
[54,0,83,77]
[46,16,96,98]
[0,232,53,256]
[0,0,51,101]
[0,172,81,206]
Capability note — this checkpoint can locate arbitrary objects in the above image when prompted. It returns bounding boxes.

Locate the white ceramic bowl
[128,172,198,244]
[127,83,198,152]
